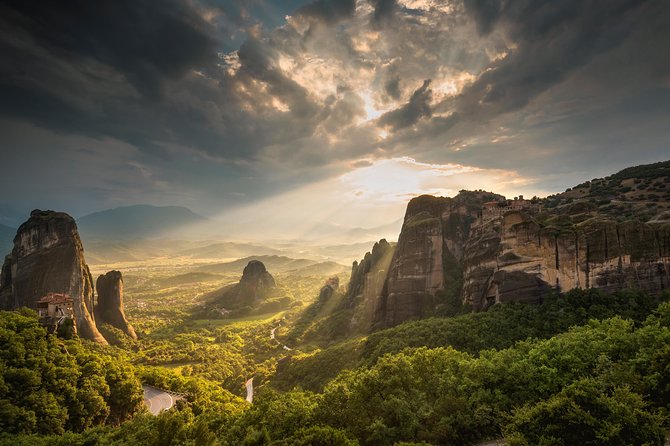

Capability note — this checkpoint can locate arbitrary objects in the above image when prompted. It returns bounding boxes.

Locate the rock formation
[215,260,276,308]
[366,161,670,328]
[239,260,276,299]
[347,239,394,331]
[319,276,340,301]
[0,210,107,343]
[373,192,503,327]
[95,270,137,339]
[463,210,670,310]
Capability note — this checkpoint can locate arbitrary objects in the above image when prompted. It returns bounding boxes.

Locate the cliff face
[0,210,107,343]
[347,239,395,332]
[373,192,504,327]
[95,270,137,339]
[366,161,670,328]
[463,211,670,310]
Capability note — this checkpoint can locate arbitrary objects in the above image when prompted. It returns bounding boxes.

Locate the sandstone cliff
[95,270,137,339]
[367,161,670,328]
[373,192,503,327]
[463,209,670,310]
[347,239,394,332]
[0,210,107,343]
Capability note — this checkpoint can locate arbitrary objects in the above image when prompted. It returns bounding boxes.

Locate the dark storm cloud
[379,80,432,130]
[370,0,397,26]
[462,0,502,35]
[0,0,222,157]
[0,0,326,163]
[376,0,670,182]
[294,0,356,25]
[1,0,216,99]
[384,74,401,100]
[237,38,318,118]
[454,0,657,118]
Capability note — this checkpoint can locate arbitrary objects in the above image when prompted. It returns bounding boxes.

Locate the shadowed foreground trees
[3,290,670,445]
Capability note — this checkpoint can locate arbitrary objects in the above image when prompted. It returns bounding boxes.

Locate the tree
[505,378,665,446]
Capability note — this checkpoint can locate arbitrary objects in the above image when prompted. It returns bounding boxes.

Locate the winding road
[270,322,292,351]
[143,385,181,415]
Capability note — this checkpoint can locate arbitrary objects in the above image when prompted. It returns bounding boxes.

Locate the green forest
[3,286,670,445]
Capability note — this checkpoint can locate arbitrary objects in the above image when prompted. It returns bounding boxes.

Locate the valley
[2,0,667,442]
[1,161,670,445]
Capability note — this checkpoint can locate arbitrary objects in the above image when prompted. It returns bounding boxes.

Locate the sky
[0,0,669,235]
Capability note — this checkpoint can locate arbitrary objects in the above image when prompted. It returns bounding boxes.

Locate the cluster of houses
[480,195,536,219]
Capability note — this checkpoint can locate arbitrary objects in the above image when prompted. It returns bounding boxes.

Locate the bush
[505,379,665,446]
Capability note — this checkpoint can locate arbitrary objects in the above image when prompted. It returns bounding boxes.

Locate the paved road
[143,385,177,415]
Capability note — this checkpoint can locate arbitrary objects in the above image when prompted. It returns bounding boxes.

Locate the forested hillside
[3,288,670,445]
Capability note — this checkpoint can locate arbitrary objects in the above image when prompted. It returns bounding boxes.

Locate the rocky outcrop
[215,260,276,308]
[369,183,670,328]
[373,192,503,327]
[319,276,340,301]
[347,239,394,331]
[463,211,670,310]
[239,260,276,298]
[95,270,136,339]
[0,210,107,343]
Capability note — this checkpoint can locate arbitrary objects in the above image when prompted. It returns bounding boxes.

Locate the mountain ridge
[77,204,206,241]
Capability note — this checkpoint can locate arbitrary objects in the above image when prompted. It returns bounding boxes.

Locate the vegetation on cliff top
[544,160,670,221]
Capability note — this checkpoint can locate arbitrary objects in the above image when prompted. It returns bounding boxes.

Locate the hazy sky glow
[0,0,668,233]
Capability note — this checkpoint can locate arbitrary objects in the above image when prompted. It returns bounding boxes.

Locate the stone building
[37,293,74,318]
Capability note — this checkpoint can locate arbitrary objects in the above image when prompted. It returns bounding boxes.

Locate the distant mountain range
[83,239,285,265]
[72,203,397,265]
[77,205,206,240]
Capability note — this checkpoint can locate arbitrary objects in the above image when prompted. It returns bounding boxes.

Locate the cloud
[294,0,357,25]
[379,79,432,130]
[0,0,668,224]
[0,0,217,99]
[370,0,397,26]
[454,0,657,118]
[384,74,401,100]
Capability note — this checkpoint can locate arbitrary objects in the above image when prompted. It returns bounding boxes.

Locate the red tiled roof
[37,293,73,305]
